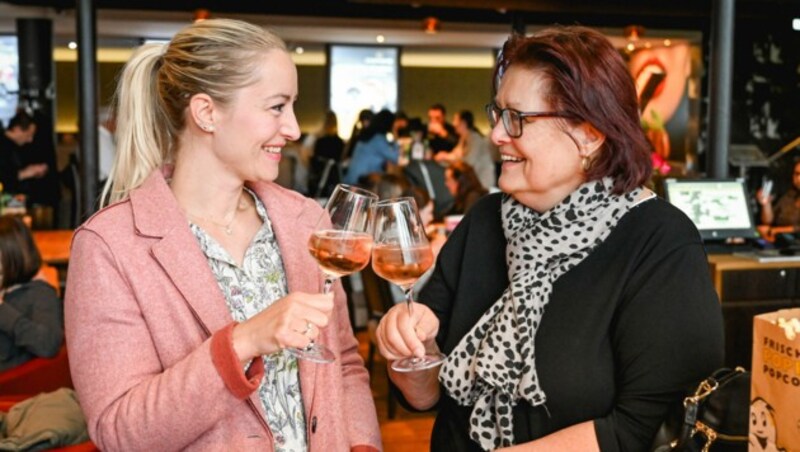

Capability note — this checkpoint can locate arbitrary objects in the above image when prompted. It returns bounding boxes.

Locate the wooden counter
[706,253,800,368]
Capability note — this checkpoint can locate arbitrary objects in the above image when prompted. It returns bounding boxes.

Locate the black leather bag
[651,367,750,452]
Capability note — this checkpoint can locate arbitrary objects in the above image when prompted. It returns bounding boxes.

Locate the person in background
[97,106,117,185]
[376,26,723,451]
[0,111,47,196]
[758,160,800,228]
[435,110,496,190]
[309,110,345,197]
[344,108,374,160]
[20,109,61,226]
[426,103,458,155]
[343,109,398,185]
[444,160,488,215]
[65,19,380,452]
[0,216,63,372]
[392,110,409,139]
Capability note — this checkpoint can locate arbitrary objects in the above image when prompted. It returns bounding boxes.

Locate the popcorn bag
[750,308,800,451]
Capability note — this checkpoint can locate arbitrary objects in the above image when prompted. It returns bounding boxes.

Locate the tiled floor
[356,330,435,452]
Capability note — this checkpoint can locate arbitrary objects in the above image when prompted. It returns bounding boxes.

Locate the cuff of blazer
[211,322,264,399]
[351,446,380,452]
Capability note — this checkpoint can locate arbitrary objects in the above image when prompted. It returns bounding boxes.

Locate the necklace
[185,192,250,236]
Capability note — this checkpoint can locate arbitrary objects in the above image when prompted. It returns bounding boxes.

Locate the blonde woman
[65,19,380,452]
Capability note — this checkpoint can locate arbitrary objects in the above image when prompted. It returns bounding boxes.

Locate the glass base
[391,352,446,372]
[285,343,336,364]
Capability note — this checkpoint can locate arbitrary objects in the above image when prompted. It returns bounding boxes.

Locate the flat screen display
[328,45,399,140]
[664,178,758,240]
[0,35,19,128]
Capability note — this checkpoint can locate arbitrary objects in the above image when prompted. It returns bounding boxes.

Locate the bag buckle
[693,421,718,452]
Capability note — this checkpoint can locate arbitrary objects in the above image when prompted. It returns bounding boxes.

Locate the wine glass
[297,184,377,363]
[370,197,445,372]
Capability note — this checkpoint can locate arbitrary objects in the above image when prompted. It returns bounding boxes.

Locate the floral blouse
[189,189,307,452]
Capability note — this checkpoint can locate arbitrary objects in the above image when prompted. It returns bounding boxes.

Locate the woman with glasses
[375,26,723,451]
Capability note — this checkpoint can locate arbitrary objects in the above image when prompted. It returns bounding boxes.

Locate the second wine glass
[370,197,445,372]
[299,184,377,363]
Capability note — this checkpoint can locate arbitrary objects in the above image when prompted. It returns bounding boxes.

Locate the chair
[0,345,73,395]
[310,156,343,198]
[359,265,400,419]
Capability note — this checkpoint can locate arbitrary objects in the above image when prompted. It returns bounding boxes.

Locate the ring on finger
[303,321,313,336]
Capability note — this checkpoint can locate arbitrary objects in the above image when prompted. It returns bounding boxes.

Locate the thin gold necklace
[185,192,250,236]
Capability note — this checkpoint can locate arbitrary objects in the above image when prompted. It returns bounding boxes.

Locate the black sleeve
[0,281,64,358]
[594,241,725,451]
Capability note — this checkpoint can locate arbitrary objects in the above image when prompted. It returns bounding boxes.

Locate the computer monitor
[663,178,758,241]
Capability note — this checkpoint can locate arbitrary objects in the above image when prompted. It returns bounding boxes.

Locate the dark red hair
[494,26,652,193]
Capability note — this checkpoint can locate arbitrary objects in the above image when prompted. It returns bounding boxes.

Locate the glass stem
[404,287,414,315]
[404,286,422,364]
[303,277,335,351]
[322,276,335,294]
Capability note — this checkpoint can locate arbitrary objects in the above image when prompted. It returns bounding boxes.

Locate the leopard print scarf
[440,178,643,450]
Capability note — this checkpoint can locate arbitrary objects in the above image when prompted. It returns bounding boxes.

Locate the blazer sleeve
[65,229,263,452]
[0,282,63,358]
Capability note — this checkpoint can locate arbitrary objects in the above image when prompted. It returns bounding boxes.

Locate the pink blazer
[65,170,381,451]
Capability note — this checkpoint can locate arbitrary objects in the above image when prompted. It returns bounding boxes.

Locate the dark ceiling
[7,0,800,32]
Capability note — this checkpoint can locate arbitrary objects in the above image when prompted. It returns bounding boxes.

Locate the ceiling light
[295,46,304,54]
[664,39,672,47]
[422,17,440,34]
[376,34,385,43]
[194,9,211,22]
[67,41,77,50]
[793,18,800,31]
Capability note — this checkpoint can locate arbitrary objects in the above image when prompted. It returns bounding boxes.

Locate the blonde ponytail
[101,44,169,207]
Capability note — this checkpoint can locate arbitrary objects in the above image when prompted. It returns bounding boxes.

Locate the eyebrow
[265,93,296,103]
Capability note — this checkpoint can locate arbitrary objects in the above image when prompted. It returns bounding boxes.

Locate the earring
[582,156,591,171]
[200,123,214,132]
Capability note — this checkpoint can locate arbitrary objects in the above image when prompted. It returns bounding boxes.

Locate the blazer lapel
[131,170,232,337]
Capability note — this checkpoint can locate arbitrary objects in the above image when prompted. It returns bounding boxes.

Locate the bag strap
[670,367,746,450]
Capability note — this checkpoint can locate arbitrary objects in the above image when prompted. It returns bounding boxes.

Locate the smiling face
[749,398,778,450]
[490,66,589,212]
[210,50,300,183]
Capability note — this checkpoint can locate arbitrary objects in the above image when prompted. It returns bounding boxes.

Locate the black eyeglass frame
[485,103,574,138]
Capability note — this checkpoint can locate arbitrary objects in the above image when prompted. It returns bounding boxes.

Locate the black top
[427,122,458,154]
[313,134,345,162]
[0,133,23,194]
[0,280,64,371]
[418,193,724,452]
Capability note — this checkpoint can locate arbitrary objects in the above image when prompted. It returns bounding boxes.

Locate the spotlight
[194,9,211,22]
[422,17,440,34]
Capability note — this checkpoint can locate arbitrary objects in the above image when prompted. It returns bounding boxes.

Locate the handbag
[651,367,750,452]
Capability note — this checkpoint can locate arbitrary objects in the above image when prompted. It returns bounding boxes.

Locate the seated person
[0,216,63,372]
[758,160,800,229]
[343,109,398,185]
[444,160,488,215]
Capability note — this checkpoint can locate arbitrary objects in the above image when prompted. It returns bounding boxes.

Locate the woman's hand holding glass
[232,291,334,361]
[370,198,445,372]
[375,299,441,364]
[297,184,378,363]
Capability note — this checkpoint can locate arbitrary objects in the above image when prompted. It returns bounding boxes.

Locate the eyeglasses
[485,103,573,138]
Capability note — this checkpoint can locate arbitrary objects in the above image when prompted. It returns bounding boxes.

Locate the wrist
[231,322,257,364]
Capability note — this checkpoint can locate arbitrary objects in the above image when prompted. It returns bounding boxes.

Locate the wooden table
[707,253,800,299]
[32,230,74,265]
